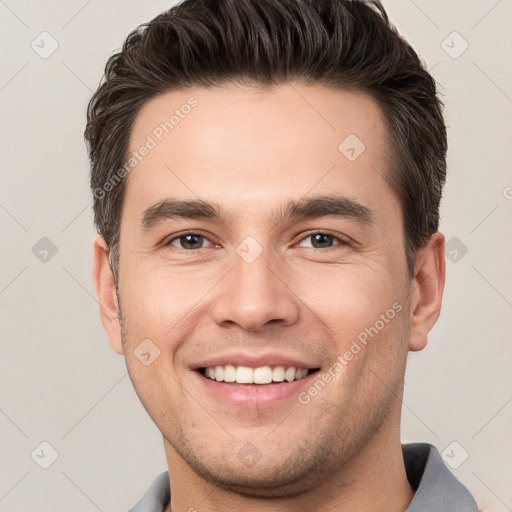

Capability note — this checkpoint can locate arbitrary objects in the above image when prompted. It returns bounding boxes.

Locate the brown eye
[298,232,346,249]
[167,233,213,250]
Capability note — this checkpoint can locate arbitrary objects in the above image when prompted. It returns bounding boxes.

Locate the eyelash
[164,230,350,251]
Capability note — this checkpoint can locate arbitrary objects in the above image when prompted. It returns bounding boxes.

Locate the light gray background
[1,0,511,511]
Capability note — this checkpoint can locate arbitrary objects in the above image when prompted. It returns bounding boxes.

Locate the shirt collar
[403,443,479,511]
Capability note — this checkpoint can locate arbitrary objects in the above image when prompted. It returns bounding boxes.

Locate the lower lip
[194,370,319,407]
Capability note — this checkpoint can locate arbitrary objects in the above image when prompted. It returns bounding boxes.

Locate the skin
[93,83,445,512]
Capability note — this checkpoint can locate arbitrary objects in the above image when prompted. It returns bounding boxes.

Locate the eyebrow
[139,194,375,232]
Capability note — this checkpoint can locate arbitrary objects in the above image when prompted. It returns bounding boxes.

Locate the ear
[408,232,446,352]
[92,234,124,354]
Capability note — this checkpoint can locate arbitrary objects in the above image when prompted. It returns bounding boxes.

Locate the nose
[210,243,301,332]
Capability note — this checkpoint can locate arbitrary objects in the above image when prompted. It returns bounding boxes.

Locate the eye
[297,232,347,249]
[166,232,217,250]
[164,231,348,251]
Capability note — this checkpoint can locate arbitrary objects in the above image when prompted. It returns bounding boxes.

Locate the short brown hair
[84,0,447,281]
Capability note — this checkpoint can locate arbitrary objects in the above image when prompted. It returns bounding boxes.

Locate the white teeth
[253,366,273,384]
[296,368,308,379]
[235,366,253,384]
[202,364,312,384]
[284,367,296,382]
[272,365,285,382]
[223,364,236,382]
[214,365,224,382]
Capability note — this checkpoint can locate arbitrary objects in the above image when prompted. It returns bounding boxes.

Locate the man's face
[107,84,416,494]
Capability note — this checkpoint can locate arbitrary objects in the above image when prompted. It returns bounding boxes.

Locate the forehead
[123,83,396,224]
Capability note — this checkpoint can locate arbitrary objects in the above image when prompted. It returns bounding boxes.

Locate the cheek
[298,265,400,341]
[299,264,409,388]
[118,270,191,426]
[307,269,408,402]
[121,266,202,339]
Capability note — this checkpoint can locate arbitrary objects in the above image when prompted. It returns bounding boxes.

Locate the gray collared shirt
[127,443,479,511]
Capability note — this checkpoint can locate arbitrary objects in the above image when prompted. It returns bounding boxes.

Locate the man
[85,0,480,510]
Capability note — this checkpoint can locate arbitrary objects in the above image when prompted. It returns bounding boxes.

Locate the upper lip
[190,351,322,370]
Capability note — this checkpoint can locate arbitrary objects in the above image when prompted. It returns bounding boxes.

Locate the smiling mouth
[198,365,321,385]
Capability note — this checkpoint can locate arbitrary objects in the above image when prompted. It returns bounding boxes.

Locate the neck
[163,407,414,512]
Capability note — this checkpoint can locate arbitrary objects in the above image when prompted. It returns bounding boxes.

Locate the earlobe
[92,234,124,355]
[408,232,446,352]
